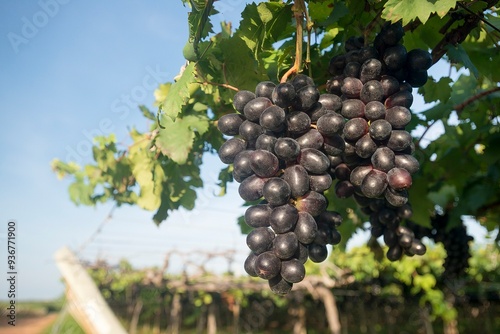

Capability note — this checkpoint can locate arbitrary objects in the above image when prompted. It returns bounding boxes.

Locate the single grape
[291,74,315,91]
[270,204,299,234]
[318,94,342,112]
[263,177,291,207]
[385,106,411,129]
[255,134,277,153]
[233,90,256,113]
[383,44,407,71]
[239,120,264,142]
[341,77,363,98]
[309,173,333,193]
[350,165,373,187]
[365,101,386,121]
[298,148,330,174]
[244,252,258,277]
[344,61,361,77]
[260,105,286,132]
[387,167,412,190]
[371,147,395,172]
[218,138,247,164]
[286,111,311,136]
[308,243,328,263]
[335,180,355,198]
[246,227,275,254]
[380,75,400,98]
[273,232,299,260]
[326,75,345,95]
[283,164,310,198]
[307,102,328,122]
[343,118,369,142]
[317,113,345,136]
[406,70,428,88]
[250,149,279,178]
[255,81,276,99]
[384,186,409,207]
[254,251,281,279]
[341,99,365,119]
[369,119,392,141]
[394,154,420,174]
[386,244,403,261]
[323,134,345,156]
[360,80,384,103]
[294,212,318,244]
[281,259,306,283]
[245,204,272,228]
[398,233,413,248]
[385,90,413,109]
[243,97,273,122]
[334,163,351,181]
[217,113,246,136]
[361,169,388,198]
[268,275,293,295]
[274,137,300,161]
[406,48,432,72]
[387,130,412,152]
[233,150,254,182]
[238,175,266,201]
[294,85,320,111]
[272,83,296,108]
[355,133,378,158]
[297,129,324,150]
[360,58,382,83]
[296,191,327,217]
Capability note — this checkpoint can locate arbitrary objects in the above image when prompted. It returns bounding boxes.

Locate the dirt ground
[0,313,59,334]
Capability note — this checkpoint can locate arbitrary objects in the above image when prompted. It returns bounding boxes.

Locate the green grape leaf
[419,77,453,104]
[446,44,479,79]
[156,113,209,164]
[139,105,156,121]
[382,0,457,25]
[159,62,197,120]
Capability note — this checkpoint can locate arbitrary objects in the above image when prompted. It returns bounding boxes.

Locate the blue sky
[0,1,494,301]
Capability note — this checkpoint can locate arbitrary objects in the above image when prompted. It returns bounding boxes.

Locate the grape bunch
[217,74,344,294]
[430,214,474,279]
[325,21,432,260]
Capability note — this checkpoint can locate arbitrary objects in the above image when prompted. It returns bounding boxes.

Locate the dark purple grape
[385,90,413,109]
[263,177,291,206]
[304,103,326,123]
[283,165,310,198]
[335,180,355,198]
[387,130,412,152]
[238,175,266,201]
[255,81,276,99]
[406,70,428,88]
[296,191,327,217]
[385,106,411,129]
[384,228,398,247]
[233,90,256,113]
[397,204,413,219]
[345,36,364,51]
[243,97,273,122]
[244,252,258,277]
[387,167,412,190]
[233,150,254,182]
[269,275,293,295]
[355,133,377,158]
[218,138,247,164]
[350,165,373,187]
[217,113,245,136]
[298,148,330,174]
[260,105,286,132]
[328,155,344,169]
[319,94,342,112]
[294,85,320,111]
[344,61,361,77]
[309,173,333,193]
[380,75,400,98]
[281,259,305,283]
[365,101,386,121]
[341,99,365,119]
[308,243,328,262]
[291,74,315,91]
[255,251,281,279]
[323,134,345,156]
[294,212,318,244]
[360,80,384,103]
[398,233,413,248]
[286,111,311,136]
[297,129,324,150]
[371,147,395,172]
[396,225,414,237]
[343,118,369,142]
[245,204,272,228]
[345,50,361,63]
[250,150,279,177]
[317,211,343,227]
[274,137,300,161]
[379,21,404,46]
[369,119,392,141]
[272,83,296,108]
[273,232,298,259]
[378,208,397,225]
[239,120,264,142]
[294,242,309,263]
[406,48,432,72]
[384,186,409,207]
[360,58,382,83]
[317,113,345,136]
[326,75,345,95]
[329,54,347,76]
[330,229,342,245]
[386,244,403,261]
[371,224,384,238]
[394,154,419,174]
[334,163,351,181]
[341,77,363,98]
[361,169,388,198]
[247,227,275,254]
[383,44,407,71]
[270,204,299,233]
[409,239,426,255]
[255,134,277,153]
[359,46,379,63]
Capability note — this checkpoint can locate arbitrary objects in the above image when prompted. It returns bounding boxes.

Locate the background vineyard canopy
[52,0,500,245]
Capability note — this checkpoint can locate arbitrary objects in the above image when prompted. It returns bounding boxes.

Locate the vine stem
[454,86,500,112]
[196,81,239,92]
[281,0,307,83]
